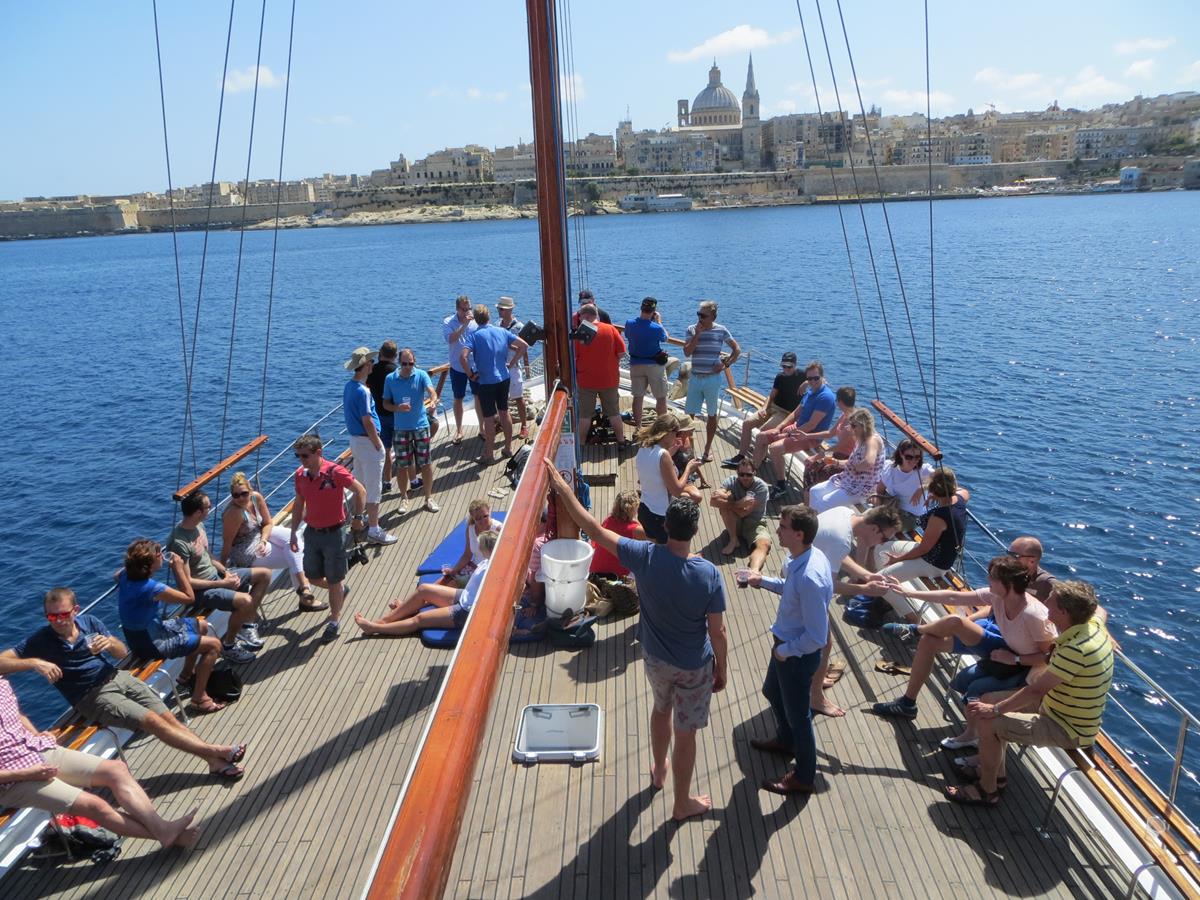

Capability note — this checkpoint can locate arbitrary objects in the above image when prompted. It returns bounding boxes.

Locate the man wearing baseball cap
[723,351,805,470]
[343,347,397,545]
[625,296,671,430]
[496,296,532,440]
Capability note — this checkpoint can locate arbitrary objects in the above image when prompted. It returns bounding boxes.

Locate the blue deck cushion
[415,510,507,581]
[418,602,546,648]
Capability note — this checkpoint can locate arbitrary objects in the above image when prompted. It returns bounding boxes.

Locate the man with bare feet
[744,504,833,796]
[1,588,247,780]
[354,531,497,637]
[544,459,727,821]
[710,459,772,572]
[0,676,200,849]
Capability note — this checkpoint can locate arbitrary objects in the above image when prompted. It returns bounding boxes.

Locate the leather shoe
[761,773,815,796]
[749,737,791,756]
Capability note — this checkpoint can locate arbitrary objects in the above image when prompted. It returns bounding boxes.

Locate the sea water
[1,191,1196,809]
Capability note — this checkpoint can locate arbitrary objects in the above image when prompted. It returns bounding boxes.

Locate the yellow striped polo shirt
[1042,618,1114,746]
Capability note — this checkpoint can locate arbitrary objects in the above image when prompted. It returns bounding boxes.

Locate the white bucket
[538,539,594,616]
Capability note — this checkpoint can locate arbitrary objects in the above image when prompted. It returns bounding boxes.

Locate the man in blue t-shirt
[0,587,248,778]
[343,346,395,545]
[544,459,728,823]
[750,360,838,499]
[625,296,671,429]
[383,347,440,515]
[461,304,528,465]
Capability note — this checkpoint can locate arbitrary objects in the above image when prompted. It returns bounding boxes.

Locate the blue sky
[2,1,1196,199]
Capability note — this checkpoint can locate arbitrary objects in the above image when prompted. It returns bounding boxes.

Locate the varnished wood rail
[364,388,569,899]
[171,435,269,500]
[871,399,942,460]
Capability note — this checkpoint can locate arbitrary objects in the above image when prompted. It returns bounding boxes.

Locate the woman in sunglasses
[220,472,320,611]
[876,439,935,532]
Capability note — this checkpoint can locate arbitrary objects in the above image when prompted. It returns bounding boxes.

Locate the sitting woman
[875,439,935,533]
[442,498,504,585]
[808,408,886,512]
[670,415,710,489]
[221,471,320,611]
[635,413,703,543]
[874,467,971,625]
[871,556,1056,737]
[590,490,646,578]
[117,538,226,714]
[355,530,497,637]
[801,386,858,498]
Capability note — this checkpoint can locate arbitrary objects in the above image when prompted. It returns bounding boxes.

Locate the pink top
[0,678,57,789]
[590,516,641,576]
[970,588,1058,655]
[294,460,356,528]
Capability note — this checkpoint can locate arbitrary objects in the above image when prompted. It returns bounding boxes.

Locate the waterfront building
[568,133,617,177]
[1075,126,1163,160]
[625,130,720,174]
[1024,129,1077,161]
[239,179,317,205]
[493,143,537,183]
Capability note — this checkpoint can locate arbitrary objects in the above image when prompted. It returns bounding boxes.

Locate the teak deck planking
[8,423,1126,898]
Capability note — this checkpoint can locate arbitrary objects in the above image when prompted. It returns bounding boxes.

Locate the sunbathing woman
[355,531,497,637]
[442,498,503,585]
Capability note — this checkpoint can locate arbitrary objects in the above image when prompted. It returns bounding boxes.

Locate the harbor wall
[0,203,139,238]
[136,201,321,230]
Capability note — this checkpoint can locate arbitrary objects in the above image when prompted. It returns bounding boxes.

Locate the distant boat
[618,192,693,212]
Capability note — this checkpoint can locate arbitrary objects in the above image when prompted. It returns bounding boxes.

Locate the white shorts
[349,435,385,504]
[509,365,524,399]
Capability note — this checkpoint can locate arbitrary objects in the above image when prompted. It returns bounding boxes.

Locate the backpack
[842,594,889,629]
[206,661,243,703]
[585,410,615,445]
[504,444,533,489]
[29,815,121,867]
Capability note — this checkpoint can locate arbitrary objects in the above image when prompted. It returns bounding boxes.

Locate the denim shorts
[379,415,395,450]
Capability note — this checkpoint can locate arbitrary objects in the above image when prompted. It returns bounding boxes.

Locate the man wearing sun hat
[343,346,397,546]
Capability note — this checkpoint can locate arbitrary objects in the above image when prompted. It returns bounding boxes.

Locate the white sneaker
[423,499,440,513]
[367,525,398,545]
[396,500,410,516]
[237,624,264,650]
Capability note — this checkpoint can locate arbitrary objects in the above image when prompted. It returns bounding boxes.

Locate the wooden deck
[8,420,1128,898]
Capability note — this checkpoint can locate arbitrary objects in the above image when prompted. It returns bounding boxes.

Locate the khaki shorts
[0,746,102,814]
[579,386,620,418]
[993,711,1084,750]
[629,363,668,400]
[737,515,771,548]
[75,670,168,732]
[643,654,714,732]
[745,403,791,433]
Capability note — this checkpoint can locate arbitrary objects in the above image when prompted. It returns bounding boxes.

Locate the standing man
[169,490,268,661]
[574,303,628,450]
[1,588,248,779]
[461,304,528,465]
[289,434,368,643]
[496,296,531,440]
[575,288,611,325]
[443,295,481,444]
[365,340,398,495]
[723,351,805,470]
[683,299,740,464]
[625,296,670,430]
[745,504,833,796]
[544,459,728,822]
[343,346,396,545]
[755,361,837,500]
[710,459,772,572]
[383,347,440,515]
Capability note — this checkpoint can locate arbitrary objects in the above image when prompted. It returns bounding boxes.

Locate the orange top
[574,321,625,389]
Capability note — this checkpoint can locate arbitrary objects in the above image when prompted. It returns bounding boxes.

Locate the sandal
[228,743,247,764]
[452,434,464,446]
[189,698,227,715]
[951,759,1008,788]
[874,659,912,676]
[211,763,244,781]
[945,783,1001,807]
[700,452,714,463]
[298,594,329,612]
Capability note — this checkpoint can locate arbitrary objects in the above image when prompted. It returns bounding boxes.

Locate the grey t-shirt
[168,523,220,581]
[721,473,769,521]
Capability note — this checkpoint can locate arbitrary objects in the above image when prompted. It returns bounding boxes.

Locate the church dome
[692,83,739,112]
[689,61,741,127]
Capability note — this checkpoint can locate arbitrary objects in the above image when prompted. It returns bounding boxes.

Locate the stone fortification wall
[0,204,138,239]
[137,201,321,230]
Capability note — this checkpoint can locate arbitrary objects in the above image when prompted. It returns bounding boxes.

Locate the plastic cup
[88,634,104,654]
[734,568,752,588]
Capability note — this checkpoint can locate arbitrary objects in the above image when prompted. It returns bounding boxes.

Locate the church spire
[744,53,757,96]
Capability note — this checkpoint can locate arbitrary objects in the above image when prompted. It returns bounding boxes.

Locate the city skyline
[2,1,1197,199]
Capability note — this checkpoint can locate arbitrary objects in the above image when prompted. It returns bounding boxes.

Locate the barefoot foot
[650,760,669,790]
[720,543,737,557]
[812,699,846,718]
[173,825,201,849]
[158,808,198,848]
[672,795,712,821]
[354,613,379,636]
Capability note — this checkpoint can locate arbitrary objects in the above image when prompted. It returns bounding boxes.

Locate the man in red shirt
[574,303,628,450]
[288,435,368,643]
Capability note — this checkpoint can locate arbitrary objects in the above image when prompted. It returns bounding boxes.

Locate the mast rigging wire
[923,0,939,446]
[556,0,589,291]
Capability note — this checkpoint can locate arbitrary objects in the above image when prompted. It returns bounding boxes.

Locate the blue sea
[1,192,1197,810]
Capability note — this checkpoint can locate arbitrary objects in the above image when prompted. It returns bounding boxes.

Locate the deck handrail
[363,387,569,899]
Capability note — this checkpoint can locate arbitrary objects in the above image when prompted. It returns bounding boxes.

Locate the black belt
[308,521,346,533]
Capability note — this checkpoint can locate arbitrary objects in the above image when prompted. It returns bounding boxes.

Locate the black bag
[654,350,670,365]
[206,661,243,703]
[585,410,615,445]
[504,444,532,489]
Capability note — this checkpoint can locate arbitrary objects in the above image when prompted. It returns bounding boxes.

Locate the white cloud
[775,99,797,113]
[467,87,509,103]
[561,72,587,102]
[1114,37,1175,55]
[1124,59,1156,79]
[973,67,1046,92]
[309,114,352,126]
[223,65,284,94]
[881,88,955,113]
[427,86,448,98]
[666,25,799,64]
[1180,60,1200,85]
[1061,66,1129,103]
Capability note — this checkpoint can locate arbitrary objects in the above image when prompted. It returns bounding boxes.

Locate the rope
[151,0,199,520]
[255,0,299,484]
[555,0,588,291]
[213,0,270,525]
[923,0,939,446]
[811,0,908,423]
[833,0,936,435]
[792,0,883,419]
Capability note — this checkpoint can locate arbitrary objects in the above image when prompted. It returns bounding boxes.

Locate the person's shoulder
[14,624,55,654]
[78,613,109,634]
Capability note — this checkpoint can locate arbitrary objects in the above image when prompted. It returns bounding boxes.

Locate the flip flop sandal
[189,698,227,715]
[452,435,464,445]
[823,668,846,686]
[945,784,1000,807]
[298,597,329,612]
[952,760,1008,788]
[827,659,846,673]
[874,659,912,676]
[228,743,247,764]
[212,763,244,781]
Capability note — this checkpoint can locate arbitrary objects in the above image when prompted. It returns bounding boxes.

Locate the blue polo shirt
[624,317,668,365]
[463,325,518,385]
[118,574,168,632]
[13,615,118,706]
[797,383,837,432]
[343,379,380,436]
[383,367,433,431]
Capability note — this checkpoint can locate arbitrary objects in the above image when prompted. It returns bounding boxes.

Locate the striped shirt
[1042,618,1114,747]
[684,323,733,373]
[1,677,57,789]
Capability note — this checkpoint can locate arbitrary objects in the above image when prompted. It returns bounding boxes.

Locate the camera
[518,320,546,347]
[568,318,597,345]
[347,542,370,569]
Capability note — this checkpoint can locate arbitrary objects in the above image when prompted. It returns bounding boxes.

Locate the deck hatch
[513,703,603,763]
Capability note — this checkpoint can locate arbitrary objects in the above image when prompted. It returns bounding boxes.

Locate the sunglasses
[399,361,415,368]
[737,472,756,478]
[231,490,250,499]
[46,606,80,623]
[696,312,711,319]
[902,454,922,462]
[781,364,795,370]
[805,374,822,382]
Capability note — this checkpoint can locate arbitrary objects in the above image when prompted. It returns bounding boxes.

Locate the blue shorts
[952,618,1007,656]
[449,368,474,400]
[128,618,201,660]
[685,371,723,417]
[379,414,395,450]
[197,567,252,611]
[951,661,1029,702]
[450,593,471,627]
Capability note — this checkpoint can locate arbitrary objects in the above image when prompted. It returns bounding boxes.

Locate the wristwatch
[352,514,367,522]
